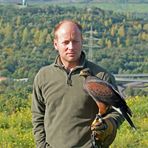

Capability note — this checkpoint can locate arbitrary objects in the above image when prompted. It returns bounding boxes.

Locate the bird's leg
[91,112,108,132]
[95,113,103,124]
[91,113,104,131]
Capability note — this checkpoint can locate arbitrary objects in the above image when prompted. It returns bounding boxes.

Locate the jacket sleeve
[32,74,46,148]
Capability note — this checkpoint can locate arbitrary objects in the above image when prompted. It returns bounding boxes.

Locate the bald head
[54,20,82,40]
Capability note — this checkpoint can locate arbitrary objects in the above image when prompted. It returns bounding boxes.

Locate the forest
[0,4,148,94]
[0,4,147,76]
[0,3,148,147]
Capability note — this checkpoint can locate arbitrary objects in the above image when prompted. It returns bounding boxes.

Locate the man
[32,20,124,148]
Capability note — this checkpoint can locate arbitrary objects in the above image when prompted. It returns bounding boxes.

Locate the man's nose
[68,41,74,50]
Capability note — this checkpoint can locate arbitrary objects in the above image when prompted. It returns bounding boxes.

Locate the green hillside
[0,4,147,96]
[0,5,147,79]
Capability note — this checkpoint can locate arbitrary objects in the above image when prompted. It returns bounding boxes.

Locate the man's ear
[54,39,58,51]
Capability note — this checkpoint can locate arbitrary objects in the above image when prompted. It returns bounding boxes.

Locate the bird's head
[79,68,91,78]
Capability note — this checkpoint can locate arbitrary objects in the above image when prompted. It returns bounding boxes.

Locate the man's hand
[91,117,117,147]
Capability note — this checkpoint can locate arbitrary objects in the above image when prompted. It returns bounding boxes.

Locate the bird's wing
[84,77,132,116]
[85,77,114,101]
[84,79,116,104]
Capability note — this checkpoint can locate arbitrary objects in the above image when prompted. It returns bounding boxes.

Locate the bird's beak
[79,70,84,76]
[79,68,90,77]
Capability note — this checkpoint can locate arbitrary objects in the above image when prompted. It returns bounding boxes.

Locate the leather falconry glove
[91,116,117,148]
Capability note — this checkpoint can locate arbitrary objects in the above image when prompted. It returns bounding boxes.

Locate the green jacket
[32,52,124,148]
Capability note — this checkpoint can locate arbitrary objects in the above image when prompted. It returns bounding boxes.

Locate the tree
[16,16,21,27]
[110,25,115,37]
[21,27,29,45]
[33,29,40,46]
[3,23,13,44]
[106,39,112,48]
[118,25,125,37]
[140,32,148,41]
[38,28,48,45]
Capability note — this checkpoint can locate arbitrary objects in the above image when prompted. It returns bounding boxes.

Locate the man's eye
[73,40,79,43]
[63,41,69,45]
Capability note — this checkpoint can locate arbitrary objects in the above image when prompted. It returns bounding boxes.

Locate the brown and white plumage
[80,68,136,130]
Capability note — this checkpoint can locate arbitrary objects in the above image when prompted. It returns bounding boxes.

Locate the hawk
[80,68,136,130]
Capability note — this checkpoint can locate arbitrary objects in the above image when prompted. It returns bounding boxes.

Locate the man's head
[54,20,82,40]
[53,20,83,69]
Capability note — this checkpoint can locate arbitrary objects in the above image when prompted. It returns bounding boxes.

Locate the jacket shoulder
[34,64,55,84]
[85,60,116,87]
[37,63,54,75]
[86,60,110,76]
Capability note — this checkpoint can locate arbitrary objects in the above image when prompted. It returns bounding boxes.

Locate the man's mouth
[67,52,75,56]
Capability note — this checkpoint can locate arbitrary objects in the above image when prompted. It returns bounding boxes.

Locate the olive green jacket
[32,52,124,148]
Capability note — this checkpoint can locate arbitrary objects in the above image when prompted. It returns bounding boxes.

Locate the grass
[0,96,147,147]
[0,107,35,148]
[30,2,148,13]
[111,96,148,148]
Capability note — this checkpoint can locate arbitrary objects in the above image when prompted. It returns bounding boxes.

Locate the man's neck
[63,62,79,71]
[58,56,81,71]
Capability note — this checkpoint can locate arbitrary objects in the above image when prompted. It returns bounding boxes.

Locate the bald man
[32,20,124,148]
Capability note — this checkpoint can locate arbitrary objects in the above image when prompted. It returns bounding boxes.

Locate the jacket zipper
[67,70,73,86]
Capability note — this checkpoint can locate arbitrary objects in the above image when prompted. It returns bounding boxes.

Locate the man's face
[54,22,82,67]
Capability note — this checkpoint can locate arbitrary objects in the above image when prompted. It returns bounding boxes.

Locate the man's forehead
[56,25,81,39]
[57,32,81,42]
[58,22,80,33]
[58,28,79,36]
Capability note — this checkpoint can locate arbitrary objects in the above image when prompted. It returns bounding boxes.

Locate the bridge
[114,74,148,97]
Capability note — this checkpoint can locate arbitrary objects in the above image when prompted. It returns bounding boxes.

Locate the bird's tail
[121,108,136,130]
[126,106,133,117]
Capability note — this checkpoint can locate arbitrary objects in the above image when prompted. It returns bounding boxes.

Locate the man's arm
[32,75,46,148]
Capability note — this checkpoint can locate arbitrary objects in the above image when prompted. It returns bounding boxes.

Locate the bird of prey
[79,68,136,130]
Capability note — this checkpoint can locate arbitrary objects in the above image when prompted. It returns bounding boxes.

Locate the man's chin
[67,57,79,62]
